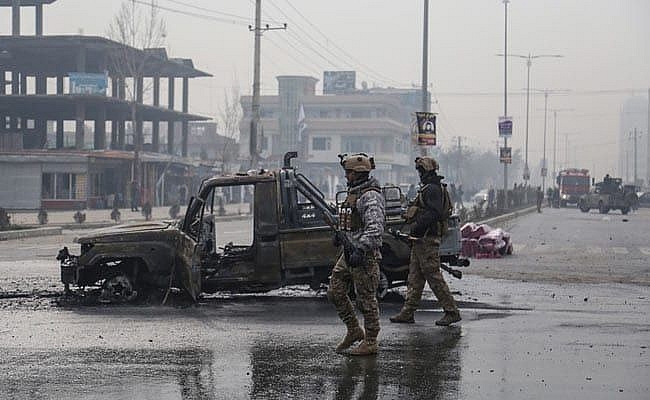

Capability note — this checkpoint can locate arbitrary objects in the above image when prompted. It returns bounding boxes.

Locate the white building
[240,75,423,198]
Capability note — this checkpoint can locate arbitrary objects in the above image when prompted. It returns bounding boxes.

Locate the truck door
[176,196,204,301]
[253,181,282,284]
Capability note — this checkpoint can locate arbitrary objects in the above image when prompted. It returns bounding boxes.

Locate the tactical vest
[339,186,380,232]
[404,183,452,236]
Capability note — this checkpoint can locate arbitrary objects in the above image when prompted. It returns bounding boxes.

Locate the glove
[332,232,342,247]
[347,247,366,268]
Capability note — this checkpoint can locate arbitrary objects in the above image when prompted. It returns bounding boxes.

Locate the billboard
[415,112,437,146]
[69,72,108,95]
[500,146,512,164]
[498,116,513,137]
[323,71,356,94]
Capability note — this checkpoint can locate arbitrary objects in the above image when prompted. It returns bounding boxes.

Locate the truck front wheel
[99,274,138,303]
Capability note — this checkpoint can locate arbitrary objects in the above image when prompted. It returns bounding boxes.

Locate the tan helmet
[415,156,438,172]
[338,153,376,172]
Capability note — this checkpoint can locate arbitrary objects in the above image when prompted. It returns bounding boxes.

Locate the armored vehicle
[58,153,468,303]
[578,176,634,214]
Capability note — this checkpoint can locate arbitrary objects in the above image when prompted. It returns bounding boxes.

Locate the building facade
[240,75,423,198]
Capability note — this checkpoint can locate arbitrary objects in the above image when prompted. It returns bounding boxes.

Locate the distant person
[536,186,543,213]
[129,181,139,212]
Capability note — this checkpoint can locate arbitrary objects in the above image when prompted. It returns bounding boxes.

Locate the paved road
[0,207,648,399]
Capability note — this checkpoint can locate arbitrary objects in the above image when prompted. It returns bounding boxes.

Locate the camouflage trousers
[327,251,381,342]
[400,236,457,316]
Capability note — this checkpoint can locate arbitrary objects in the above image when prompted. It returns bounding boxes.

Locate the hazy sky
[2,0,649,182]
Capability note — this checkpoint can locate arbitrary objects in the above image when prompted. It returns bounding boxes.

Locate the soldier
[390,157,461,326]
[328,153,385,356]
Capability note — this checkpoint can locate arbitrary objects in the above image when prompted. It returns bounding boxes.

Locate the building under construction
[0,0,211,210]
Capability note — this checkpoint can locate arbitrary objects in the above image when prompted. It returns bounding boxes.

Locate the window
[312,137,331,151]
[42,172,82,199]
[342,136,373,153]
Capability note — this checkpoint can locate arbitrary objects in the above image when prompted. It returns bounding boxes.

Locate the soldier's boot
[335,326,365,353]
[389,310,415,324]
[435,310,461,326]
[349,339,378,356]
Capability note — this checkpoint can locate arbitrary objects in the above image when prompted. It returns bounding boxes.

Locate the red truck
[555,168,590,207]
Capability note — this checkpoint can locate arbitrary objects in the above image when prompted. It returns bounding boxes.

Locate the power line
[133,0,251,26]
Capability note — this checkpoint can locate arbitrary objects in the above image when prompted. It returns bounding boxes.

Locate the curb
[479,206,538,227]
[0,226,63,241]
[0,214,252,241]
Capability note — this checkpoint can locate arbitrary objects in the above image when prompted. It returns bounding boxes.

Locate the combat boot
[335,326,365,353]
[349,340,378,356]
[435,310,461,326]
[389,311,415,324]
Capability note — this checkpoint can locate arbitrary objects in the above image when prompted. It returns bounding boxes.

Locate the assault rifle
[289,167,360,265]
[387,228,463,279]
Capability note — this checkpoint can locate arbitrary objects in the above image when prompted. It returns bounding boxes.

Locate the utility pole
[419,0,429,157]
[457,136,462,183]
[533,89,569,192]
[497,53,563,182]
[549,108,574,181]
[248,0,286,168]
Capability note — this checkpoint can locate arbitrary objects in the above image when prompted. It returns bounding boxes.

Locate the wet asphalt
[0,207,648,399]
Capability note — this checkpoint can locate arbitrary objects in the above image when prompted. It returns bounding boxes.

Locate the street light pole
[542,90,548,191]
[502,0,509,204]
[497,53,563,183]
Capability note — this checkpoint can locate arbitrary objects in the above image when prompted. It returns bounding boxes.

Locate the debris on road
[461,223,513,258]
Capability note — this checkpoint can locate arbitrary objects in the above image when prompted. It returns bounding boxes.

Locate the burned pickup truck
[58,152,468,303]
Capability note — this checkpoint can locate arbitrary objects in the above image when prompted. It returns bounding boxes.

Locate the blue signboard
[498,116,513,137]
[69,72,108,95]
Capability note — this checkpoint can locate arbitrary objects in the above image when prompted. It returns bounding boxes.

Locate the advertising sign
[323,71,356,94]
[415,112,437,146]
[498,116,513,137]
[500,146,512,164]
[541,167,548,177]
[69,72,108,95]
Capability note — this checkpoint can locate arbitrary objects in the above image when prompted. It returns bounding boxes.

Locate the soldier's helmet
[415,156,438,172]
[338,153,376,172]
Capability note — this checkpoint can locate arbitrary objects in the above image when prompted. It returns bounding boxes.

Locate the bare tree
[217,85,243,174]
[107,0,166,197]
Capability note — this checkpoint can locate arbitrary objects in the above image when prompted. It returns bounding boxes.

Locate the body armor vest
[339,187,380,232]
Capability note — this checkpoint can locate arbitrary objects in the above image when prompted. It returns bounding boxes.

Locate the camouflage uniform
[391,157,460,326]
[328,176,385,353]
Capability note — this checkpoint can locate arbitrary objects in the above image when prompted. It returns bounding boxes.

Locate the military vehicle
[578,176,634,214]
[57,152,468,303]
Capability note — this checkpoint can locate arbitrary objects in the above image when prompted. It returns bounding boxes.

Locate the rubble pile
[461,223,513,258]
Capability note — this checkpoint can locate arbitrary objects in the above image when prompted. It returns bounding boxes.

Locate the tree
[107,0,166,196]
[217,85,243,174]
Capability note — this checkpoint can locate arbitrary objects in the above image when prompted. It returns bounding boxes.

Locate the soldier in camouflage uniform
[328,153,385,356]
[390,157,461,326]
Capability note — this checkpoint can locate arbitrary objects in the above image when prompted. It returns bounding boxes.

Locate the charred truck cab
[58,152,468,303]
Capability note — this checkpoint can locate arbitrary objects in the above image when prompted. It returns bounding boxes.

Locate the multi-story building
[240,75,423,198]
[0,0,210,210]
